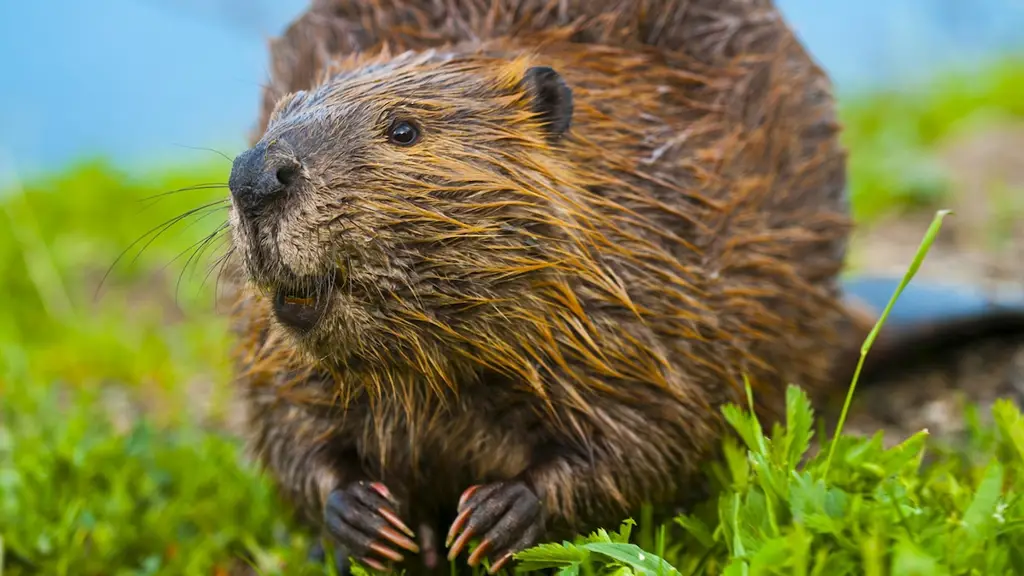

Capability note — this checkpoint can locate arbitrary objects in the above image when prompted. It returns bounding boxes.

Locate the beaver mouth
[271,273,336,333]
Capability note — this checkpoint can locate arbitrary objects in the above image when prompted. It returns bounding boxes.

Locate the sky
[1,0,1023,182]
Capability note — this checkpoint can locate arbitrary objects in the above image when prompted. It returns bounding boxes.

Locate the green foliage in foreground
[2,58,1024,574]
[8,366,1024,575]
[517,391,1024,576]
[0,380,322,575]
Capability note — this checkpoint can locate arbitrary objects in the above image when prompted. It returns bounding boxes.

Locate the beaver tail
[836,275,1024,385]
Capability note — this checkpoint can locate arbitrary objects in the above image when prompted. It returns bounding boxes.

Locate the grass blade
[823,209,952,478]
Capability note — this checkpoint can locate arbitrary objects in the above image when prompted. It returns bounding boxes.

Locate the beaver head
[227,50,578,366]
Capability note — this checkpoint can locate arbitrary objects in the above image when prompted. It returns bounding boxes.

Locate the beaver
[222,0,852,573]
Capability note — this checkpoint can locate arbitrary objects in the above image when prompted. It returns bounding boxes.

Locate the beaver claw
[445,481,545,574]
[324,481,420,572]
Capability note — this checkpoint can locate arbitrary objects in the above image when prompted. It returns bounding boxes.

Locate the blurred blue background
[2,0,1024,183]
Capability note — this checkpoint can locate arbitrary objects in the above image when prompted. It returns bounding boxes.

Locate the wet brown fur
[222,0,852,571]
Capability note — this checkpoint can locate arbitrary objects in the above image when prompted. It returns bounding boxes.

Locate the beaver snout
[228,139,303,220]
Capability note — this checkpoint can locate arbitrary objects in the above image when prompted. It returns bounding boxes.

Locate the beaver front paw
[445,481,545,574]
[323,481,420,572]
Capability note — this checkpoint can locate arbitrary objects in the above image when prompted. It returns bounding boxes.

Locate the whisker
[158,216,227,280]
[190,222,231,275]
[94,199,234,301]
[128,200,231,268]
[202,236,234,287]
[192,237,232,302]
[138,183,228,203]
[158,223,225,276]
[173,221,232,306]
[174,205,230,239]
[208,245,238,314]
[171,143,235,163]
[137,184,230,210]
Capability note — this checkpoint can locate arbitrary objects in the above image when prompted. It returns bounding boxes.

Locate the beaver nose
[228,141,302,217]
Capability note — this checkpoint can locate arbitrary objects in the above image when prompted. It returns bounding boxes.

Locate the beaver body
[223,1,850,573]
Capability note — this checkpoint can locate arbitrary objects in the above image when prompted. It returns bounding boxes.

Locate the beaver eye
[387,120,420,146]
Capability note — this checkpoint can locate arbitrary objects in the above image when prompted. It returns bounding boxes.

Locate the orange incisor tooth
[283,295,315,306]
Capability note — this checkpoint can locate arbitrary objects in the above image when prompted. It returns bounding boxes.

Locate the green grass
[2,56,1024,575]
[0,161,323,574]
[517,392,1024,576]
[838,56,1024,222]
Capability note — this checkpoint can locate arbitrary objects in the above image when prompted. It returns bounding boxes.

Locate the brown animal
[221,0,853,573]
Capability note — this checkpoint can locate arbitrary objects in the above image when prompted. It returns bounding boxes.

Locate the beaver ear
[522,66,574,139]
